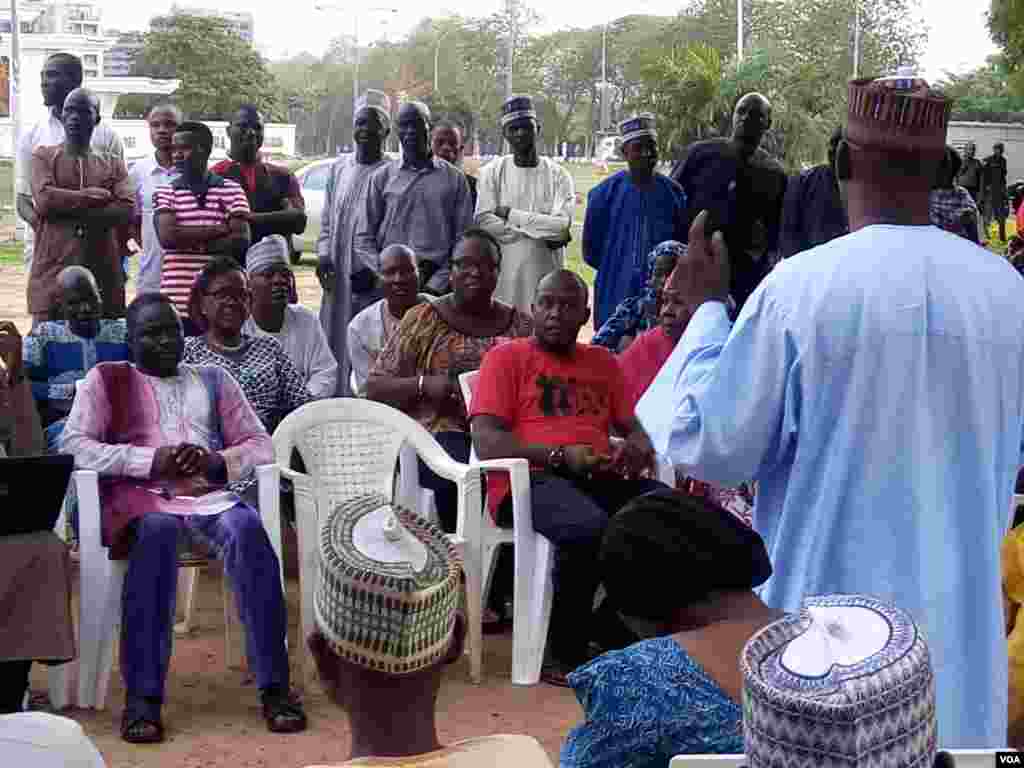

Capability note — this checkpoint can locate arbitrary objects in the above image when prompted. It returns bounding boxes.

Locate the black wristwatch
[547,446,567,472]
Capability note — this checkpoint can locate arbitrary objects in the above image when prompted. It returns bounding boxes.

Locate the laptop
[0,454,74,537]
[669,752,1008,768]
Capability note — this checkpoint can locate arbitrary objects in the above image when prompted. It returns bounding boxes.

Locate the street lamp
[314,4,398,111]
[434,25,451,93]
[852,1,861,78]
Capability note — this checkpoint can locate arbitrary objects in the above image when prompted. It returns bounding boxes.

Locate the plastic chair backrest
[272,398,446,527]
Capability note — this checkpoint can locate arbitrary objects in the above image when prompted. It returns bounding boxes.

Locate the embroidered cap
[501,95,538,128]
[620,113,657,146]
[314,493,461,675]
[742,594,937,768]
[355,89,392,129]
[847,73,950,156]
[245,234,290,277]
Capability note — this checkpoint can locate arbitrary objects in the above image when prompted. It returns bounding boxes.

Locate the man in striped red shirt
[155,122,250,328]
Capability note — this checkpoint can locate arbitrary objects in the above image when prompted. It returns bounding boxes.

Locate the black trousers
[498,472,666,666]
[418,431,472,534]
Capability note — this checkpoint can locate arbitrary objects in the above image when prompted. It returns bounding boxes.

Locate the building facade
[164,5,254,44]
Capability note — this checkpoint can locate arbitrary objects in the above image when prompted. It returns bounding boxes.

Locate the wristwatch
[547,446,567,472]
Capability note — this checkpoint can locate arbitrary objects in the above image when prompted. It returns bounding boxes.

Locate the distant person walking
[982,141,1009,242]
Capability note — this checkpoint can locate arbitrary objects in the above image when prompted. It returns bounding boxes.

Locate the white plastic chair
[458,371,553,686]
[73,464,282,710]
[269,398,487,685]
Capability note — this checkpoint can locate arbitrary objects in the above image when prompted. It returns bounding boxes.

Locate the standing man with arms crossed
[155,121,251,327]
[28,88,133,324]
[476,96,575,315]
[17,53,124,270]
[639,75,1022,748]
[317,91,393,395]
[212,104,307,266]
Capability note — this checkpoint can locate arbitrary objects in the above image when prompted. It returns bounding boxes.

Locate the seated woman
[560,488,779,768]
[182,256,313,436]
[242,236,338,398]
[366,229,532,533]
[0,321,75,714]
[619,280,754,524]
[590,241,685,352]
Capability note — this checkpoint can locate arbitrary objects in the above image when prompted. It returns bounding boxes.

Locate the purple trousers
[120,505,289,700]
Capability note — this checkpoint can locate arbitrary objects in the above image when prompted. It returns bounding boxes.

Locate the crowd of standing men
[2,47,1024,762]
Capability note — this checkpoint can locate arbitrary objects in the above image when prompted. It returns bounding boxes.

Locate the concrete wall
[948,121,1024,182]
[0,117,298,160]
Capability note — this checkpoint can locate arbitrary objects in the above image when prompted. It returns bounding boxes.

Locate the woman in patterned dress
[366,229,533,534]
[182,255,312,436]
[561,489,780,768]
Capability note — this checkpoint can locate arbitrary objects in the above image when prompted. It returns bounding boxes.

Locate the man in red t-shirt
[210,105,306,266]
[470,269,664,686]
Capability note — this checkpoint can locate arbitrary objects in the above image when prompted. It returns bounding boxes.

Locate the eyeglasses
[206,288,249,304]
[451,258,498,275]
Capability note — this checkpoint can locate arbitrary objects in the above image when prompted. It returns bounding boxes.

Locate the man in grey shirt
[354,101,474,295]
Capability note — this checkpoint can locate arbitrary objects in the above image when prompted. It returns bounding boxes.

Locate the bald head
[732,92,772,149]
[536,269,588,304]
[399,101,430,124]
[533,269,591,354]
[58,266,102,337]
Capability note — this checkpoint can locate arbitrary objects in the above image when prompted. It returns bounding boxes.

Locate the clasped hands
[562,435,655,480]
[152,443,224,484]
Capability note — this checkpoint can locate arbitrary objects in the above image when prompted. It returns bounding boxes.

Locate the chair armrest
[279,466,313,494]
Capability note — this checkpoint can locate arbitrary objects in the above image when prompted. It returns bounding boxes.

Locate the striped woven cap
[847,76,950,156]
[314,493,461,675]
[742,594,936,768]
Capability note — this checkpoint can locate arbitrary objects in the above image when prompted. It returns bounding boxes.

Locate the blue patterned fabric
[591,241,687,350]
[22,320,130,408]
[560,636,742,768]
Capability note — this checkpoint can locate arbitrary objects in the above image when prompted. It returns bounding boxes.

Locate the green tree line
[119,0,931,171]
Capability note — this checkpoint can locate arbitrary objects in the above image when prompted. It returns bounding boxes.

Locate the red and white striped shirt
[154,178,250,313]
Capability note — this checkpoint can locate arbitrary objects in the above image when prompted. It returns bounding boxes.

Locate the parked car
[290,158,334,264]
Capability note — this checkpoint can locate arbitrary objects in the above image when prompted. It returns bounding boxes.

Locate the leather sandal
[121,713,164,744]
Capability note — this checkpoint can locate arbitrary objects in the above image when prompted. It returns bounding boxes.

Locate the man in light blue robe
[583,114,686,327]
[638,76,1023,748]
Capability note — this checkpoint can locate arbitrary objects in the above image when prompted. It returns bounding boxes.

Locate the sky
[97,0,999,82]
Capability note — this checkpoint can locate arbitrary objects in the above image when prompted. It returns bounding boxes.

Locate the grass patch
[0,244,22,264]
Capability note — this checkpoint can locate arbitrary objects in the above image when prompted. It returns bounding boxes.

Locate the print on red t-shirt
[469,338,634,517]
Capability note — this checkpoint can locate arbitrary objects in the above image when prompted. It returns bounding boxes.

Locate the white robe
[475,156,575,314]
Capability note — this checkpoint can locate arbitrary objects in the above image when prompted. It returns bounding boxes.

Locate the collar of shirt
[400,154,441,173]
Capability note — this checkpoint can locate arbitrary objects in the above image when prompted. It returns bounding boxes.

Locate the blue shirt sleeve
[583,184,606,270]
[637,283,800,487]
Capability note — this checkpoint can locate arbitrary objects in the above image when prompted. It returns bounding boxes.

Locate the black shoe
[261,686,307,734]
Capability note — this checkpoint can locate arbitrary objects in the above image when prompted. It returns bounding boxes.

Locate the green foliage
[937,55,1024,117]
[987,0,1024,98]
[133,13,283,121]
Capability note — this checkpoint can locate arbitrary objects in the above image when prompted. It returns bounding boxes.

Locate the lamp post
[314,4,397,111]
[10,0,20,240]
[852,1,861,78]
[737,0,743,66]
[434,26,451,93]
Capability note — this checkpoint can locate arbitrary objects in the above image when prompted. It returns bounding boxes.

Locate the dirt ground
[3,261,587,766]
[28,561,581,768]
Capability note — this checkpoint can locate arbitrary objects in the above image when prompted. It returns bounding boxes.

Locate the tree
[937,54,1024,117]
[133,12,282,121]
[988,0,1024,96]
